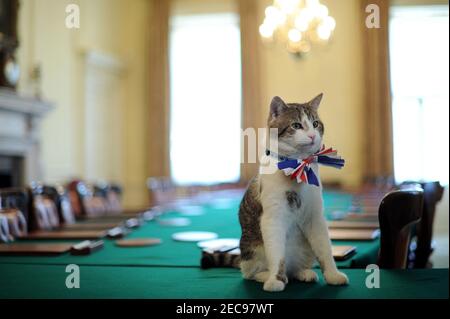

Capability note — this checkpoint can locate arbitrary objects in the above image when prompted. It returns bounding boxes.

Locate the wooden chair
[146,177,178,208]
[67,180,107,218]
[40,184,76,225]
[67,180,84,217]
[94,182,123,215]
[413,181,444,268]
[0,187,29,219]
[400,181,445,268]
[0,188,29,240]
[28,182,61,231]
[378,188,424,268]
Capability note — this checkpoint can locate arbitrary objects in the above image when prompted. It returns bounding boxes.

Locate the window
[169,13,242,185]
[390,5,449,185]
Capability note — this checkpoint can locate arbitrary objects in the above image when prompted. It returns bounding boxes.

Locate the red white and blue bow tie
[276,145,345,186]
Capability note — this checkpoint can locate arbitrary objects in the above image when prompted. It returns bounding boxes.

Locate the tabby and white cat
[238,94,349,292]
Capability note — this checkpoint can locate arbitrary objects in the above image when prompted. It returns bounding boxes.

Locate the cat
[238,94,349,292]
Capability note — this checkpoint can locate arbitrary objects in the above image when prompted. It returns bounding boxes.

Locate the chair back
[147,177,177,208]
[94,182,123,215]
[41,184,76,225]
[378,188,424,268]
[29,182,60,230]
[415,181,444,268]
[0,188,29,241]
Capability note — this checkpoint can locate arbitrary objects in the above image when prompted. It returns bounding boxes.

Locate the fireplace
[0,89,52,187]
[0,155,24,188]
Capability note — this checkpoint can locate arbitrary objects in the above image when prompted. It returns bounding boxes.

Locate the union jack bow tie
[276,145,345,186]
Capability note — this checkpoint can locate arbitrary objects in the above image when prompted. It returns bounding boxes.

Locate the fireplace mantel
[0,88,53,186]
[0,89,53,116]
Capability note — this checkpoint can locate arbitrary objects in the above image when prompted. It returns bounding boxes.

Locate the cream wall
[258,0,365,187]
[18,0,81,181]
[17,0,150,209]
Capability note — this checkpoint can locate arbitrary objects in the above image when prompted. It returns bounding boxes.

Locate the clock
[3,54,19,86]
[0,0,19,89]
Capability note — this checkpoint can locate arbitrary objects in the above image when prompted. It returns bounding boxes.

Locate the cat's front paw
[263,278,286,292]
[295,269,319,283]
[323,270,349,286]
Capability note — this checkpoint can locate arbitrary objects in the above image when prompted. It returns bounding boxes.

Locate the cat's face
[268,94,324,159]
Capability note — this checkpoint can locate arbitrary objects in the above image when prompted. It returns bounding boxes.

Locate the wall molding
[81,49,126,75]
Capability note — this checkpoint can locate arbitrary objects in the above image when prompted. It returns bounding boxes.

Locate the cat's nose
[308,134,316,142]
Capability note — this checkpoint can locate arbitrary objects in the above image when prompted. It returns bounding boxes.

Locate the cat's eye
[291,122,303,130]
[313,120,319,128]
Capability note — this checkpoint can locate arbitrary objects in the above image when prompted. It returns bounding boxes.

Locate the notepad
[62,222,122,230]
[332,245,357,261]
[344,212,379,220]
[82,213,141,222]
[0,243,73,256]
[21,230,107,240]
[329,228,380,241]
[70,240,104,255]
[328,220,379,229]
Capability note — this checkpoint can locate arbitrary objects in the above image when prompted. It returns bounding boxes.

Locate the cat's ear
[308,93,323,111]
[270,96,289,118]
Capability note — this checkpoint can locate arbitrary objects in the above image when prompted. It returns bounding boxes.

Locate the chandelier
[259,0,336,54]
